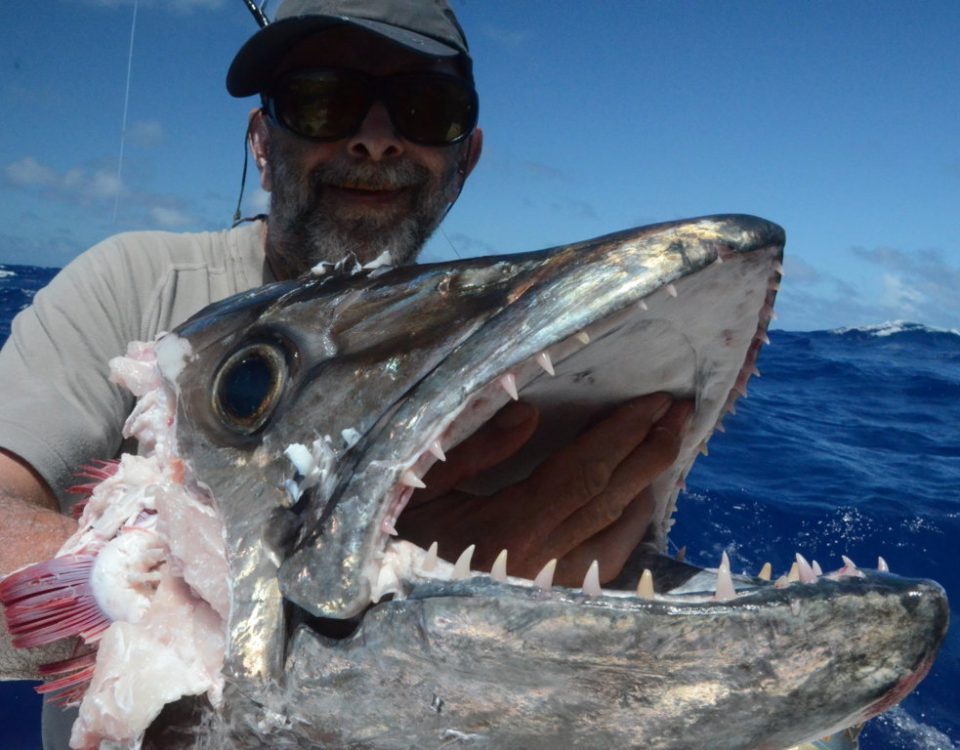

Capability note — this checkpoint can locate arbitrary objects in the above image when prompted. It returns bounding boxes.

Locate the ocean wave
[0,269,16,279]
[830,320,960,338]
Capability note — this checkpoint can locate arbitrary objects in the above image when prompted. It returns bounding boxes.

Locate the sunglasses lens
[389,74,478,145]
[272,71,368,140]
[268,70,477,146]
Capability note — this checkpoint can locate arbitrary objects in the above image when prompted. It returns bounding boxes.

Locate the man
[0,1,691,746]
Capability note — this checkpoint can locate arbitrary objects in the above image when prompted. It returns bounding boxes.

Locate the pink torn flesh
[70,572,225,750]
[0,338,228,746]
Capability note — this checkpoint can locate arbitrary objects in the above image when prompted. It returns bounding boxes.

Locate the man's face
[260,27,476,275]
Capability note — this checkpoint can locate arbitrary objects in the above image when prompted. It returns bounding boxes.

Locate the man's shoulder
[81,222,264,276]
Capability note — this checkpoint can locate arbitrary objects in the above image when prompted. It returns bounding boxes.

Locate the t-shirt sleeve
[0,237,147,505]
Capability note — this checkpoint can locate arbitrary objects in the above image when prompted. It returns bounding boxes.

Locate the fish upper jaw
[276,216,785,621]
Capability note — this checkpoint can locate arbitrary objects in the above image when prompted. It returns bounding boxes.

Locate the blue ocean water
[1,263,957,749]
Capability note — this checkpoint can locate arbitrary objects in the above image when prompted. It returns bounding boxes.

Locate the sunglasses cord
[435,139,473,258]
[232,126,253,227]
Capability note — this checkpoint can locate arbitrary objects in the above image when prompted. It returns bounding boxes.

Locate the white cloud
[480,23,529,48]
[881,272,925,314]
[782,256,822,285]
[5,156,120,200]
[73,0,226,10]
[248,187,270,215]
[150,206,193,227]
[129,120,164,148]
[6,157,58,188]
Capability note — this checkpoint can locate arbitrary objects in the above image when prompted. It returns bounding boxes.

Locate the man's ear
[462,127,483,179]
[248,108,272,191]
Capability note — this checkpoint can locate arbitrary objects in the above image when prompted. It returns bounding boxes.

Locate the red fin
[0,555,110,648]
[36,651,98,706]
[66,459,120,500]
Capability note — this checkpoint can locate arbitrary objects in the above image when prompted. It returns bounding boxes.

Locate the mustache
[308,160,431,193]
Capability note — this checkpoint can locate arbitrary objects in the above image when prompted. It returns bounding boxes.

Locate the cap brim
[227,15,461,97]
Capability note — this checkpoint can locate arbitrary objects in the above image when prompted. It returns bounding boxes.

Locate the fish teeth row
[376,540,893,606]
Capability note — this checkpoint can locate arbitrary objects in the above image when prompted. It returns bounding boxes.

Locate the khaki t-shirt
[0,221,269,750]
[0,220,269,506]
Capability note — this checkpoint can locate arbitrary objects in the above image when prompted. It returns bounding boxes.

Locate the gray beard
[265,149,459,278]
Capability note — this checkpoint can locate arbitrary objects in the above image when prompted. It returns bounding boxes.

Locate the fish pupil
[220,353,276,421]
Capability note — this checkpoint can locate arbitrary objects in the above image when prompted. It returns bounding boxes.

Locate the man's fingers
[603,399,694,498]
[532,392,673,517]
[541,399,692,555]
[414,401,538,504]
[552,488,657,586]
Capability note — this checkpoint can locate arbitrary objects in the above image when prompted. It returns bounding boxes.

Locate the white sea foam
[873,706,959,749]
[831,320,960,337]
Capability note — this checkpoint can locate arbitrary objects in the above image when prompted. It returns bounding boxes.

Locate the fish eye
[213,344,287,433]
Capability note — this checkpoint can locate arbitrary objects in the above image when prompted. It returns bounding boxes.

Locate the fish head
[156,214,947,749]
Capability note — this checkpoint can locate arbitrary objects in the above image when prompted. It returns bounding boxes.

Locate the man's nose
[347,102,404,161]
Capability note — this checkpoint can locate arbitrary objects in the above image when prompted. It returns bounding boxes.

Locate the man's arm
[0,450,78,680]
[0,450,76,575]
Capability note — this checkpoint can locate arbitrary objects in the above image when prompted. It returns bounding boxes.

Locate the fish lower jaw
[365,538,890,608]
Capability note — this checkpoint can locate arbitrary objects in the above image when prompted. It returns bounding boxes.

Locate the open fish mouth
[1,214,948,750]
[273,214,783,618]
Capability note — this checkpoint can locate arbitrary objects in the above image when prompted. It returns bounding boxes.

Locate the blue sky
[2,0,958,331]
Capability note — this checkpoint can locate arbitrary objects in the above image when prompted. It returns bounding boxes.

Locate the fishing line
[112,0,139,223]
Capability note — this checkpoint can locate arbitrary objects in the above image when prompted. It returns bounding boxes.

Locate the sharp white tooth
[637,569,655,599]
[491,549,508,582]
[841,555,858,571]
[452,545,476,580]
[400,469,426,489]
[786,562,800,583]
[675,546,687,562]
[575,331,590,344]
[812,560,823,576]
[714,552,736,601]
[381,519,399,536]
[759,332,771,345]
[795,553,817,583]
[536,351,555,376]
[533,559,557,591]
[499,373,519,401]
[699,442,709,456]
[758,562,772,581]
[428,440,446,462]
[666,283,678,298]
[638,299,649,311]
[423,542,439,572]
[878,556,889,572]
[715,421,725,433]
[714,254,724,264]
[582,560,602,596]
[750,365,762,377]
[772,260,785,275]
[374,564,400,602]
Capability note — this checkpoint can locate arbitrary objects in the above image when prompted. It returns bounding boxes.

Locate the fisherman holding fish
[0,1,690,746]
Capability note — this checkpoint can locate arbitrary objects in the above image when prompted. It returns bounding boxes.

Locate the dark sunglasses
[262,68,479,147]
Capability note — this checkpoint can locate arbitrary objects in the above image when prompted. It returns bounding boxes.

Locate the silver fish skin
[145,214,946,749]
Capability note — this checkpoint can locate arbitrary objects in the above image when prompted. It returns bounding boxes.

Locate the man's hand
[396,393,694,587]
